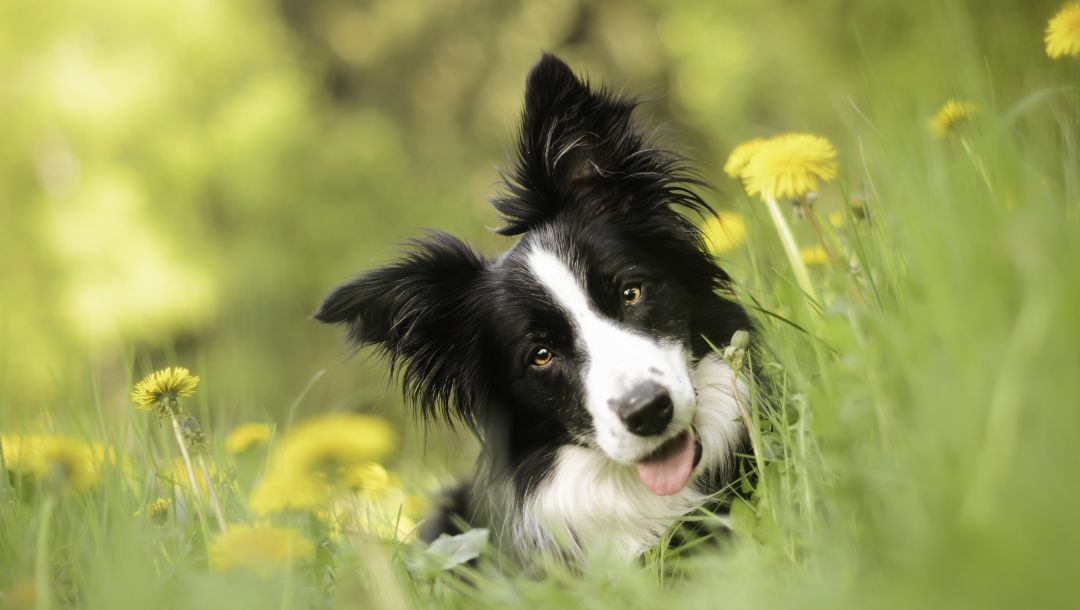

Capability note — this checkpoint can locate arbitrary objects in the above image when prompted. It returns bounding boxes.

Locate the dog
[314,54,753,563]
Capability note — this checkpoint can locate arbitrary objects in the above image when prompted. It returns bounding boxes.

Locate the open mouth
[633,427,702,496]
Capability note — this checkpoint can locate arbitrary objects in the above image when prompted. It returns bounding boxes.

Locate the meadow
[2,1,1080,608]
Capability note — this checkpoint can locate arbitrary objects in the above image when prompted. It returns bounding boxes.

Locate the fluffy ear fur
[493,53,711,236]
[313,232,488,425]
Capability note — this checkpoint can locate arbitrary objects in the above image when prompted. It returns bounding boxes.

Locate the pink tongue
[634,432,695,496]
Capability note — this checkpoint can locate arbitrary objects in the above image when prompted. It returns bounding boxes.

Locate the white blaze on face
[526,248,696,463]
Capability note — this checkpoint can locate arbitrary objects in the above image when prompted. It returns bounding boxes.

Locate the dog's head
[315,55,747,496]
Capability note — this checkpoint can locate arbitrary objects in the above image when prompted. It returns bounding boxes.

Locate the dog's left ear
[494,54,708,235]
[313,233,489,425]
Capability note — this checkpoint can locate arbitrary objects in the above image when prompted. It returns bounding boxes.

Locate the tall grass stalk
[34,494,55,610]
[169,415,203,504]
[197,455,228,534]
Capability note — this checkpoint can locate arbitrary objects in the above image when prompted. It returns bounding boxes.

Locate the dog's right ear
[494,54,711,237]
[313,232,488,425]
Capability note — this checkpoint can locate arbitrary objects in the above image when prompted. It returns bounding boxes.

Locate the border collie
[315,54,752,563]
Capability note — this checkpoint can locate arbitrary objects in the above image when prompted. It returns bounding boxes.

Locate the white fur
[526,248,697,463]
[515,355,747,562]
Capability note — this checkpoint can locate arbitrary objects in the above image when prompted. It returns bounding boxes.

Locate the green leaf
[424,528,490,571]
[729,497,758,538]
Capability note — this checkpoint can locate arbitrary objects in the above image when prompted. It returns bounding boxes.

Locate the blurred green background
[0,0,1069,428]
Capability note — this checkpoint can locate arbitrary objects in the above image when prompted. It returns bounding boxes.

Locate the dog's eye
[621,284,643,305]
[530,347,554,367]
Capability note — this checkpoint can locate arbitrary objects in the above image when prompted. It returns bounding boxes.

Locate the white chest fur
[512,355,746,562]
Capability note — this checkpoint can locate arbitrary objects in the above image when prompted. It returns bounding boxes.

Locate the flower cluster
[129,368,417,575]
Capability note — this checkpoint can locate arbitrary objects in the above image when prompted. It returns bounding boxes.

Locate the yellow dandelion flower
[275,414,396,481]
[131,367,200,416]
[209,525,314,576]
[40,438,100,490]
[742,133,839,201]
[249,471,329,515]
[723,138,767,178]
[224,423,273,455]
[150,497,171,516]
[1046,3,1080,58]
[249,414,396,515]
[136,497,171,525]
[828,211,846,228]
[800,246,829,266]
[930,100,980,138]
[7,435,99,490]
[702,212,748,255]
[342,462,391,494]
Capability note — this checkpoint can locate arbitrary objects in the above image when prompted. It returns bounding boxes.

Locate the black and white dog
[315,55,752,563]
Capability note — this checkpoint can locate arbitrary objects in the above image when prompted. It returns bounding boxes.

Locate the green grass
[4,5,1080,610]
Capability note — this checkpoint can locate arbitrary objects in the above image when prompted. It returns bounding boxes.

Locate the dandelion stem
[0,435,12,500]
[197,455,228,534]
[961,296,1051,527]
[35,493,56,610]
[796,385,816,539]
[798,199,836,261]
[959,136,995,196]
[281,540,294,610]
[169,416,216,563]
[170,415,203,504]
[730,361,767,498]
[764,195,820,304]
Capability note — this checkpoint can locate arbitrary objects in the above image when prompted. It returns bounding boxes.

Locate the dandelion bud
[141,497,171,526]
[181,416,209,456]
[731,330,751,351]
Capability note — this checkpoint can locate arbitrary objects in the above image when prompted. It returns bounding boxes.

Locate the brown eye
[622,284,642,305]
[531,347,554,367]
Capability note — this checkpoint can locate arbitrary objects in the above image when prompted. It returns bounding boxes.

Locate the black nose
[611,382,674,437]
